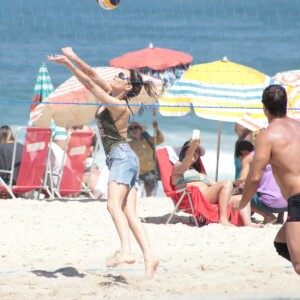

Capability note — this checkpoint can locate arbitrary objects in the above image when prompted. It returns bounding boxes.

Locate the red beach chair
[0,127,52,199]
[156,147,242,226]
[52,131,94,198]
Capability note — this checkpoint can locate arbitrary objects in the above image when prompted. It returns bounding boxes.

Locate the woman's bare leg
[201,180,234,226]
[230,195,264,227]
[124,187,159,278]
[106,181,135,267]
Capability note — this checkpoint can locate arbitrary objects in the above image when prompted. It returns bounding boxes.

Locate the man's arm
[239,132,271,209]
[61,47,111,94]
[239,155,252,180]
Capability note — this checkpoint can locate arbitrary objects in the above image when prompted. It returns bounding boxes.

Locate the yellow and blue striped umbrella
[238,71,300,130]
[159,58,273,128]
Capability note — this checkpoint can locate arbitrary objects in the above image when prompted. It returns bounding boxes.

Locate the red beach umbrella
[109,43,193,71]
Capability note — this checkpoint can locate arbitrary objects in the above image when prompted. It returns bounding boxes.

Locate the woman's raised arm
[47,54,123,111]
[62,47,112,94]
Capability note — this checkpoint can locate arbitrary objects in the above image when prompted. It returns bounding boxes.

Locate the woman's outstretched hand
[47,54,70,65]
[189,138,200,150]
[61,47,76,59]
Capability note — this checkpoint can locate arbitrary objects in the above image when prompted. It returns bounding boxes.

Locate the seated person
[172,139,236,227]
[128,120,164,197]
[235,140,287,224]
[234,123,253,179]
[0,125,23,185]
[171,139,262,227]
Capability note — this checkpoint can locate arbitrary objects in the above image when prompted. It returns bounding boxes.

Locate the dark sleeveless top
[96,108,127,155]
[0,142,23,184]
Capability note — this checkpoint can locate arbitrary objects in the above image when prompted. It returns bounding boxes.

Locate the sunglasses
[118,72,130,82]
[128,125,141,131]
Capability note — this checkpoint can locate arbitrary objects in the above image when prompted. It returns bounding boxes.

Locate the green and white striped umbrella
[30,63,54,111]
[29,63,56,129]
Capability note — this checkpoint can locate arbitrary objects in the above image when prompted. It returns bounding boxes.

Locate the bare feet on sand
[219,220,235,227]
[106,250,135,268]
[144,256,159,279]
[263,214,277,225]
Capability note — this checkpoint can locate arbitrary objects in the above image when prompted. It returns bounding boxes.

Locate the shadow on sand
[31,267,85,278]
[141,213,204,227]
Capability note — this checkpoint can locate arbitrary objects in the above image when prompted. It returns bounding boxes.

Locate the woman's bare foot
[144,256,159,279]
[219,219,235,227]
[106,250,135,268]
[263,214,277,225]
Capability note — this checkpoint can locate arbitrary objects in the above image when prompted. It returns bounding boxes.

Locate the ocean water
[1,0,300,183]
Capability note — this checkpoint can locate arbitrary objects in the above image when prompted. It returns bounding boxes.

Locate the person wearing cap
[172,138,235,226]
[128,120,164,197]
[48,47,161,278]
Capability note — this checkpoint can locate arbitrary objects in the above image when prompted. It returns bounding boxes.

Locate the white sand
[0,197,299,300]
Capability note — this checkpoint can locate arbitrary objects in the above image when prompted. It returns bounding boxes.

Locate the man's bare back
[239,84,300,276]
[255,116,300,200]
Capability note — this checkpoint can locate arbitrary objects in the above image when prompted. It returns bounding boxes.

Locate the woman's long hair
[0,126,15,144]
[127,69,158,98]
[178,141,202,173]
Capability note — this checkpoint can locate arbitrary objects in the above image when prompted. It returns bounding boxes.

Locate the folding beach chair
[51,130,94,199]
[0,127,52,199]
[156,147,242,226]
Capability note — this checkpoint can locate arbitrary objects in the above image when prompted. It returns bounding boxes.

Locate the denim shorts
[105,143,139,189]
[251,193,287,214]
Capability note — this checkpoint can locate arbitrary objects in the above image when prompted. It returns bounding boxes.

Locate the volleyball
[96,0,121,10]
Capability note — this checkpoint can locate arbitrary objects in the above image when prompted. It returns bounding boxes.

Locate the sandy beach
[0,197,299,300]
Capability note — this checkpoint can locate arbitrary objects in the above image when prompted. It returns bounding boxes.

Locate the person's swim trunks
[287,193,300,222]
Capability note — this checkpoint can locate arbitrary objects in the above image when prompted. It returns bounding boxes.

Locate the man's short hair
[262,84,287,116]
[235,140,254,158]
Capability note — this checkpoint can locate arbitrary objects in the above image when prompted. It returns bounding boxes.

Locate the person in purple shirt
[235,140,287,224]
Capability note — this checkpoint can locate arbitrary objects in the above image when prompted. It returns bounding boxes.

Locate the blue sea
[1,0,300,183]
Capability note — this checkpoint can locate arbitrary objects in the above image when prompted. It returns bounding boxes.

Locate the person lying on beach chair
[172,139,262,227]
[235,140,287,224]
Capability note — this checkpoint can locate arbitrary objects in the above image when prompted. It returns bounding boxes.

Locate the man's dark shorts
[287,193,300,222]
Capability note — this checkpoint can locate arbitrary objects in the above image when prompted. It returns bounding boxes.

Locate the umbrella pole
[215,121,222,181]
[153,109,158,183]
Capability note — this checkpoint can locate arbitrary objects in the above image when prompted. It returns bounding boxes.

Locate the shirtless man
[236,84,300,276]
